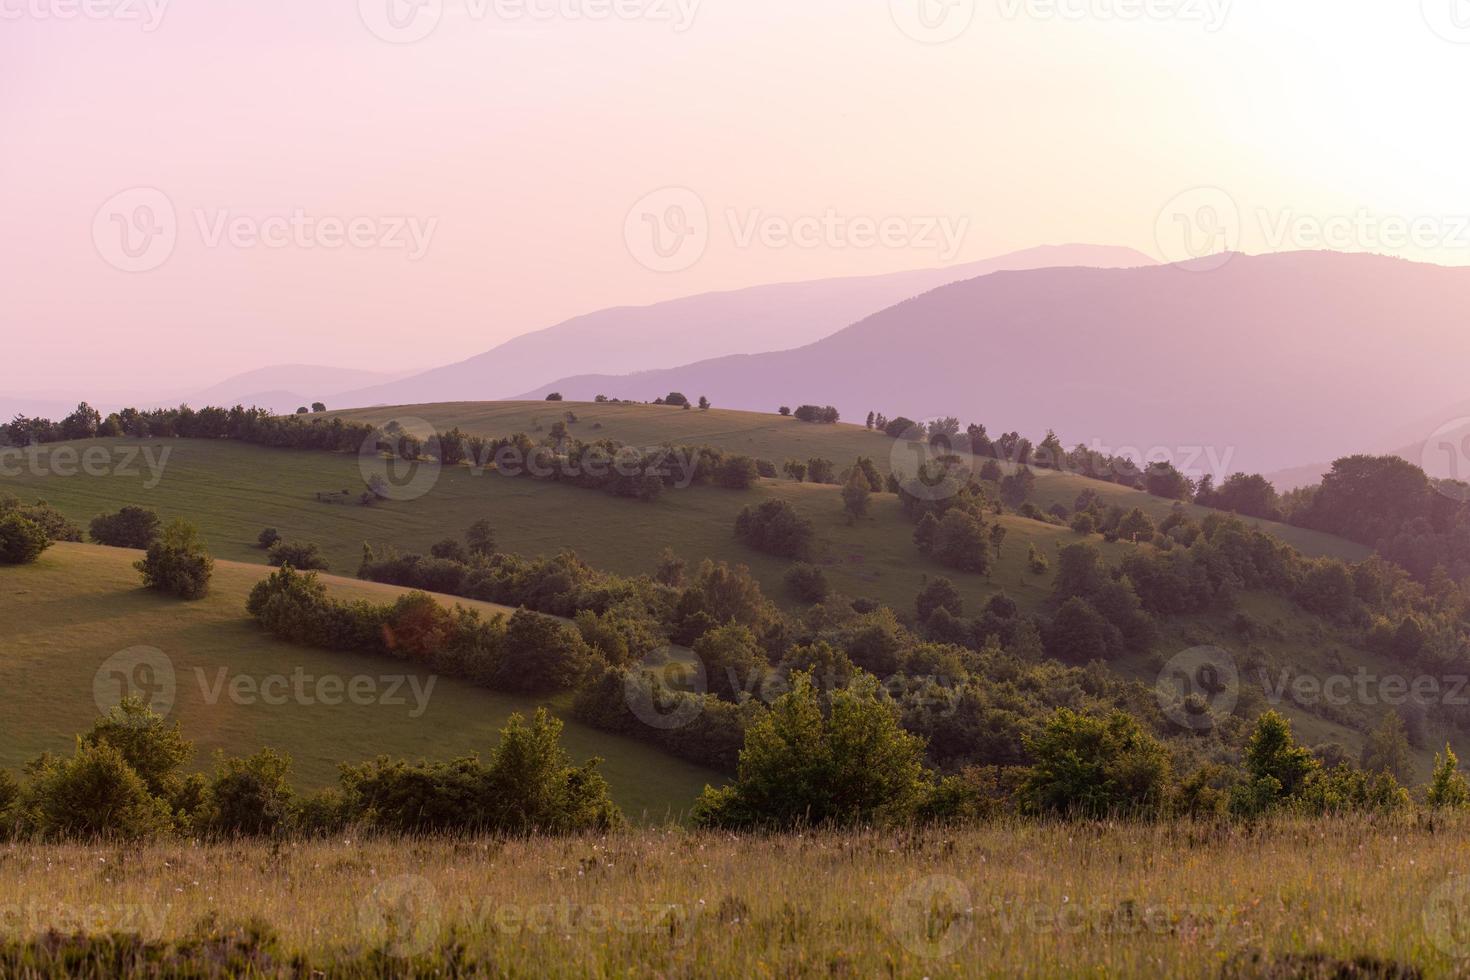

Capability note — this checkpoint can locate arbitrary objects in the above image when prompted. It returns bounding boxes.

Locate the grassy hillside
[0,819,1461,975]
[0,543,719,820]
[0,436,1143,618]
[0,411,1433,778]
[330,401,1370,561]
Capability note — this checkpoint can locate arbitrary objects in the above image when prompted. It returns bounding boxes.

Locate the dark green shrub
[0,513,49,564]
[205,749,295,837]
[135,519,214,599]
[267,540,330,571]
[734,499,814,559]
[784,563,831,603]
[88,505,160,549]
[692,672,928,829]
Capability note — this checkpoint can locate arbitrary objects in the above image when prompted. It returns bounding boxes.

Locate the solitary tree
[842,467,871,524]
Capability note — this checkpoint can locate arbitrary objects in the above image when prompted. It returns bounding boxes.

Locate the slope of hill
[515,252,1470,476]
[328,401,1370,564]
[0,542,718,819]
[335,244,1154,407]
[1,419,1447,777]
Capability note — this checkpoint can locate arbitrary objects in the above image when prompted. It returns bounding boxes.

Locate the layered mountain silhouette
[517,252,1470,476]
[333,244,1153,408]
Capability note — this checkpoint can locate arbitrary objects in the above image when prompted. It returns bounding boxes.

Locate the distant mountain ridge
[333,244,1155,408]
[515,251,1470,476]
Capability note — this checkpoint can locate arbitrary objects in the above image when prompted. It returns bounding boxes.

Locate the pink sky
[4,0,1469,392]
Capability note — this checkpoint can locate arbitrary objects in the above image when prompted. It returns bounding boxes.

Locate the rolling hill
[514,251,1470,476]
[0,542,719,819]
[334,244,1153,407]
[1,404,1453,777]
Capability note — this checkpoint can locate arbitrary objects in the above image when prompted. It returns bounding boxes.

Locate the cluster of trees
[690,667,1432,828]
[249,565,599,694]
[0,403,767,502]
[0,699,618,841]
[791,405,840,424]
[1285,455,1470,584]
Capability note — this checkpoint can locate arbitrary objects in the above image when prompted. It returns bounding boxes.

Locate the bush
[257,527,281,549]
[135,519,214,600]
[715,455,761,489]
[692,673,928,828]
[339,709,621,834]
[734,499,815,559]
[926,510,990,574]
[0,497,81,542]
[0,514,50,564]
[806,458,836,484]
[205,749,294,837]
[89,505,160,549]
[785,563,831,603]
[695,623,768,702]
[1020,709,1172,817]
[267,540,330,571]
[18,740,174,840]
[494,609,598,693]
[915,577,962,620]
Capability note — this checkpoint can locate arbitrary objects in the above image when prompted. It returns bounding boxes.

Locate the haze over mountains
[332,244,1153,409]
[517,251,1470,477]
[1,366,413,423]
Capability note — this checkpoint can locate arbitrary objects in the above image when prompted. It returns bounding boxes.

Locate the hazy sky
[4,0,1469,392]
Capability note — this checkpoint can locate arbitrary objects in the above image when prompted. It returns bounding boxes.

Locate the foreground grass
[0,818,1467,977]
[0,543,719,819]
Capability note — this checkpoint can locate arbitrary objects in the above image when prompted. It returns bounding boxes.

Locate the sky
[4,0,1470,393]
